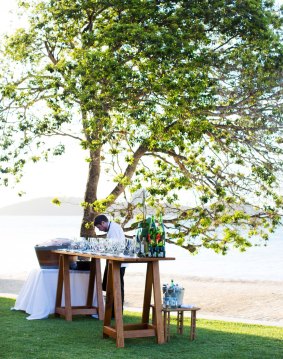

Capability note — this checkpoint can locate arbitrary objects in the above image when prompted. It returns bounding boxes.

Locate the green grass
[1,297,282,359]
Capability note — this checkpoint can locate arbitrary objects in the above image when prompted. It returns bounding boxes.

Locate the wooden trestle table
[52,250,175,348]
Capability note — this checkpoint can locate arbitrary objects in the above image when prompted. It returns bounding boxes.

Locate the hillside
[0,197,84,216]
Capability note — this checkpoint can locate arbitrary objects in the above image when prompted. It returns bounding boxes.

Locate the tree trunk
[80,147,101,237]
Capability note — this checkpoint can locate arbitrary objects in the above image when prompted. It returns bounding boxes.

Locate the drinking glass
[117,240,126,256]
[70,238,80,251]
[104,238,112,254]
[89,237,99,253]
[126,237,136,257]
[98,239,105,254]
[112,239,119,255]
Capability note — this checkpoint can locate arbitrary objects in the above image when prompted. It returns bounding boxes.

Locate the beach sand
[1,270,282,327]
[124,272,283,327]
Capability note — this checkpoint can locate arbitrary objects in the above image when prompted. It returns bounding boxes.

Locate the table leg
[190,310,197,340]
[104,261,114,335]
[55,255,64,317]
[180,311,184,335]
[142,262,153,324]
[86,258,95,307]
[86,258,104,320]
[177,310,184,335]
[177,310,181,334]
[63,254,72,321]
[152,261,165,344]
[163,310,170,342]
[103,261,125,347]
[95,259,104,320]
[163,311,167,341]
[112,261,124,348]
[167,311,171,342]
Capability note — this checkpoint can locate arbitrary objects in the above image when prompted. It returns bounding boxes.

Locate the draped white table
[12,268,97,320]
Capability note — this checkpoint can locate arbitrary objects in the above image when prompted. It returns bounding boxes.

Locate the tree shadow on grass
[1,298,282,359]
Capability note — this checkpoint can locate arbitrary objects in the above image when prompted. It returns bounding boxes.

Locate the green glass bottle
[143,236,149,256]
[158,214,166,257]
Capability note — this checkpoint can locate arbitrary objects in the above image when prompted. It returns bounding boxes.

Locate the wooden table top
[51,250,175,262]
[162,306,201,312]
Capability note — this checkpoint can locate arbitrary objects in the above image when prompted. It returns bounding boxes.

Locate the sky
[0,1,92,207]
[0,0,282,209]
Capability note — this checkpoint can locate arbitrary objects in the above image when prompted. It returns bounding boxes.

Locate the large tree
[0,0,282,253]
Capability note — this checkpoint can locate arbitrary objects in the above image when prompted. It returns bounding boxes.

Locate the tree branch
[44,41,58,65]
[107,144,148,205]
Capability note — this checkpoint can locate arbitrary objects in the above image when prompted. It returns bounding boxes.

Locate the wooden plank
[55,307,98,315]
[86,258,95,307]
[112,260,125,348]
[177,311,184,335]
[142,262,153,324]
[191,309,197,340]
[164,311,171,342]
[94,258,105,320]
[68,307,98,315]
[51,250,175,263]
[55,254,64,317]
[162,307,201,313]
[123,323,149,330]
[103,260,113,332]
[124,329,156,339]
[103,326,117,338]
[57,305,97,309]
[152,261,164,344]
[163,310,168,341]
[63,254,72,321]
[55,307,66,316]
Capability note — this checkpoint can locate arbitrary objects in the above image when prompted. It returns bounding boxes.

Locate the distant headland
[0,197,84,216]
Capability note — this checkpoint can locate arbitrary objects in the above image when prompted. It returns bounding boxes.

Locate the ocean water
[0,216,282,281]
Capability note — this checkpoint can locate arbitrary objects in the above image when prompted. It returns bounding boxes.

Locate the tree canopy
[0,0,282,253]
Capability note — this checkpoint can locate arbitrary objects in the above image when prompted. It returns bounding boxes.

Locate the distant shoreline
[0,197,83,216]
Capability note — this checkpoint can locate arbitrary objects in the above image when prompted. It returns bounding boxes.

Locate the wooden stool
[162,307,200,342]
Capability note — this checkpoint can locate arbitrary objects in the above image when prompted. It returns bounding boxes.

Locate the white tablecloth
[12,268,97,320]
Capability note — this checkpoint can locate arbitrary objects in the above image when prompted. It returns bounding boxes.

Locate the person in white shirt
[94,214,127,316]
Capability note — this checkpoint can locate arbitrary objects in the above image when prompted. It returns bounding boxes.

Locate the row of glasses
[88,237,100,253]
[69,237,91,252]
[67,236,138,257]
[106,237,126,256]
[112,238,126,256]
[87,237,126,256]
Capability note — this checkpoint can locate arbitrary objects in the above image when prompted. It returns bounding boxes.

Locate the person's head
[94,214,109,232]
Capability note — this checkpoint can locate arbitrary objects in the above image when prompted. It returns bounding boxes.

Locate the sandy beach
[1,270,282,327]
[124,272,283,327]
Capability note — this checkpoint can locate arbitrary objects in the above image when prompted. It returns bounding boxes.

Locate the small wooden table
[52,251,105,321]
[162,306,200,341]
[52,251,174,348]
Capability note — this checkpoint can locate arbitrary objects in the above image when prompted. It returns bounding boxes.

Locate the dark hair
[94,214,109,226]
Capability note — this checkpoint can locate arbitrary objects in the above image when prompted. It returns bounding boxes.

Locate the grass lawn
[1,297,282,359]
